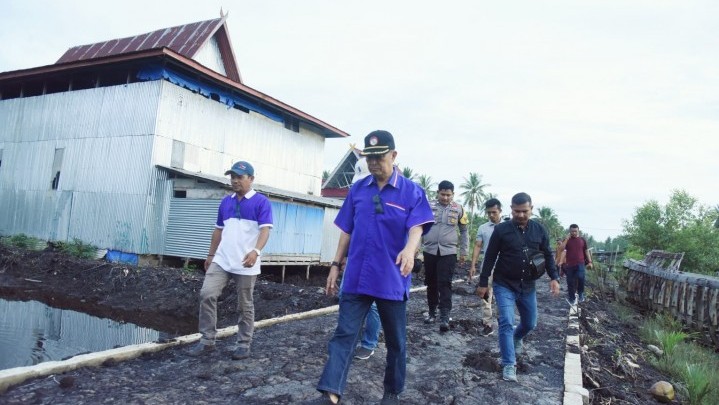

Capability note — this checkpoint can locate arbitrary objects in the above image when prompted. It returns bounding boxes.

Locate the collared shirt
[335,167,434,301]
[422,200,468,257]
[213,189,273,276]
[475,220,499,268]
[564,237,588,266]
[479,219,559,292]
[476,221,498,255]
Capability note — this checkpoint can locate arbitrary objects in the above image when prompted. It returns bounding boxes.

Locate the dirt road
[4,245,673,404]
[0,279,568,404]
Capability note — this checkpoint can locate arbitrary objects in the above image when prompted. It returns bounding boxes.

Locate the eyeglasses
[373,194,384,214]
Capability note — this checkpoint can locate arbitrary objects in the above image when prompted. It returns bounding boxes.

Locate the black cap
[361,130,395,156]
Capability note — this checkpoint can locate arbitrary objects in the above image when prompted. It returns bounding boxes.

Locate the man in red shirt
[558,224,593,305]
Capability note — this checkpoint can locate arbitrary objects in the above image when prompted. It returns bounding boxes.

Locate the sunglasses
[373,194,384,214]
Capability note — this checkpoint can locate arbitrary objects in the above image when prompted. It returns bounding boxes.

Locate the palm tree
[535,206,563,240]
[459,173,490,231]
[416,174,435,200]
[322,170,330,184]
[401,166,417,181]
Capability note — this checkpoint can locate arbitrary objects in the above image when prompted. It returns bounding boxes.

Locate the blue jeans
[361,304,381,349]
[339,277,381,349]
[493,282,537,367]
[564,264,586,301]
[317,293,407,397]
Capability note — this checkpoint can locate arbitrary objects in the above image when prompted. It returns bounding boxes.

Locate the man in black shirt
[475,192,560,382]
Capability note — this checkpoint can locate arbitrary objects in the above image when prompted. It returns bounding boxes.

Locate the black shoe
[424,312,436,324]
[439,318,450,332]
[380,392,400,405]
[480,325,494,336]
[187,342,215,357]
[354,346,375,360]
[231,346,251,360]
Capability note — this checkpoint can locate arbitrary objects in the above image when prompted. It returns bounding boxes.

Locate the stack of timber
[624,250,719,347]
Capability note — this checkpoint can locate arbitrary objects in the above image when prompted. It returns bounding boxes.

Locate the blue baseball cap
[225,161,254,176]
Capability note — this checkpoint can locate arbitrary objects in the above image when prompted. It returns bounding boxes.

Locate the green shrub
[680,363,712,404]
[0,234,44,250]
[57,238,98,259]
[655,330,688,358]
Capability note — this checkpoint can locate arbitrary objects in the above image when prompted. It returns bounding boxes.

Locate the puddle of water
[0,298,160,370]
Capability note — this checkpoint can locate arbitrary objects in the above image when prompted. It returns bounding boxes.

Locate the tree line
[622,189,719,275]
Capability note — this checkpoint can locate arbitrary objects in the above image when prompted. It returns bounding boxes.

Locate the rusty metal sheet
[56,18,223,64]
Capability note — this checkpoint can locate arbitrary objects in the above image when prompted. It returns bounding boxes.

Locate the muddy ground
[0,245,679,404]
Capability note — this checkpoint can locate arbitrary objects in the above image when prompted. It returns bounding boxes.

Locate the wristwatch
[252,248,261,256]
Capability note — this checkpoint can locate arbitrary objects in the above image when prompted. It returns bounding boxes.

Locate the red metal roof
[56,16,241,82]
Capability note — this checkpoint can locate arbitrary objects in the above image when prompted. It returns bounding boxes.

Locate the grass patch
[680,363,712,404]
[1,234,45,250]
[654,330,689,357]
[587,261,625,298]
[56,238,98,260]
[639,313,719,404]
[608,301,634,324]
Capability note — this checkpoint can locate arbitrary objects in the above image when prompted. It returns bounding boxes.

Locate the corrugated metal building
[0,14,346,265]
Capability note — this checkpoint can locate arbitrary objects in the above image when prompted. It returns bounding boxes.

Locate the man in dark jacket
[475,192,560,382]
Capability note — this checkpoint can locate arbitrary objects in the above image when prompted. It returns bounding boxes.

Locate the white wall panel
[321,207,341,263]
[0,136,154,195]
[0,83,163,252]
[194,36,227,77]
[0,82,160,143]
[154,83,325,195]
[0,79,336,256]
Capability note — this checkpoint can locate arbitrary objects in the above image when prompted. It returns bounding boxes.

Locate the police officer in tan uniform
[421,180,469,332]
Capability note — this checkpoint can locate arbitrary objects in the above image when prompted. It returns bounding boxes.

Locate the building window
[51,148,64,190]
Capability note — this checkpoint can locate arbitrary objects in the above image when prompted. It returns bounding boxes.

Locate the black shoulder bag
[512,226,546,280]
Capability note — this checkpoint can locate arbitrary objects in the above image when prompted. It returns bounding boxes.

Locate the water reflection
[0,298,160,370]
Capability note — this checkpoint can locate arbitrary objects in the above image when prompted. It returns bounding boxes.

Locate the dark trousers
[423,252,456,317]
[564,264,586,301]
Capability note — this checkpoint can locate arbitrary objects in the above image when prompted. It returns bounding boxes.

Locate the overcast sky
[2,0,717,241]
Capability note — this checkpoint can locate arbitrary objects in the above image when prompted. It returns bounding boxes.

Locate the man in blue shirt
[475,192,560,383]
[187,161,273,360]
[309,130,434,405]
